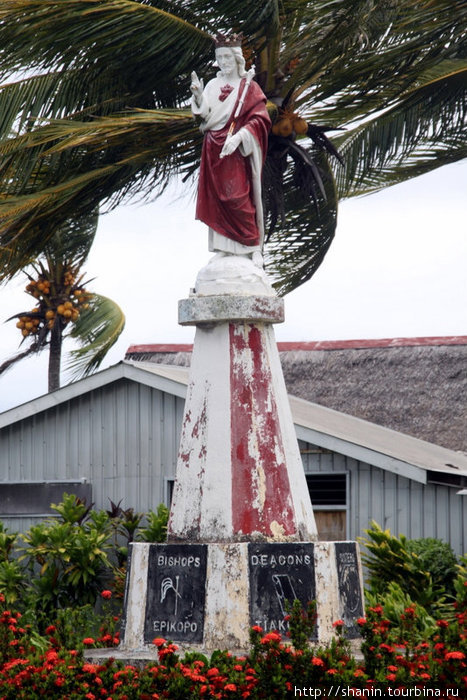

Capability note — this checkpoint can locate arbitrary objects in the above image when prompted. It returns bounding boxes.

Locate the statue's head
[214,33,247,77]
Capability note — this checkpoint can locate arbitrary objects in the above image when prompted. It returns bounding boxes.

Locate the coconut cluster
[16,269,92,339]
[271,107,308,137]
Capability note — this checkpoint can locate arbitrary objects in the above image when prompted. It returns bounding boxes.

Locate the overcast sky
[0,159,466,413]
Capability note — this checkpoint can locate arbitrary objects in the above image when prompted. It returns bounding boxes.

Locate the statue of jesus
[190,34,271,265]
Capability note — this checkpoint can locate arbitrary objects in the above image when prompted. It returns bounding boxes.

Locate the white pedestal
[168,294,317,542]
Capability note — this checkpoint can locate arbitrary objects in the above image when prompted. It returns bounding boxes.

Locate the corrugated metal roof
[133,361,467,479]
[1,360,466,480]
[289,395,467,479]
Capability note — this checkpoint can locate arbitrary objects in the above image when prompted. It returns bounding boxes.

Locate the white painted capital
[178,295,284,326]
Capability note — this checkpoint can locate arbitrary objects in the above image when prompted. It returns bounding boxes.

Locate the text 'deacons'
[248,542,316,637]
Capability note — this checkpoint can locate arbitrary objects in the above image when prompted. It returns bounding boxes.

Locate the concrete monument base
[104,539,364,660]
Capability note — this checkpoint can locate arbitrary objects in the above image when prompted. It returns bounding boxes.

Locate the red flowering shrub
[0,568,466,697]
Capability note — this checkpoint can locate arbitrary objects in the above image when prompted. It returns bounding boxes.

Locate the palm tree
[0,0,465,295]
[0,212,125,391]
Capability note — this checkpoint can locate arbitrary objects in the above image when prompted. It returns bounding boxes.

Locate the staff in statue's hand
[220,67,256,159]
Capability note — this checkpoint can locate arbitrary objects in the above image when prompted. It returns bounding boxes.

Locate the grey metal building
[1,360,467,553]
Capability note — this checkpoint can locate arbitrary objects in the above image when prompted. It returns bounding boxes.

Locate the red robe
[196,79,271,247]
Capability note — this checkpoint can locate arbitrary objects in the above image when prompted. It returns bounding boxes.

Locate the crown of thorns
[214,32,243,48]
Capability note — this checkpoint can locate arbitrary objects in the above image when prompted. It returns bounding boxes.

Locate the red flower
[333,619,345,628]
[261,631,281,644]
[224,684,237,692]
[45,625,57,634]
[326,668,338,675]
[445,651,465,660]
[386,673,396,681]
[101,590,112,600]
[152,637,166,648]
[369,605,383,615]
[83,663,98,674]
[357,618,367,626]
[312,657,325,667]
[251,625,263,633]
[436,619,449,628]
[83,637,96,646]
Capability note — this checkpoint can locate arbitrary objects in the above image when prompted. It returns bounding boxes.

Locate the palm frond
[0,0,213,115]
[181,0,281,39]
[0,71,131,140]
[282,0,467,123]
[0,209,99,282]
[0,110,202,267]
[67,294,125,378]
[264,150,338,296]
[0,341,42,377]
[335,65,467,198]
[43,209,99,265]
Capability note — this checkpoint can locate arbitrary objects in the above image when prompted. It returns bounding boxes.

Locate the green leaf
[264,149,338,295]
[67,293,126,377]
[335,63,467,198]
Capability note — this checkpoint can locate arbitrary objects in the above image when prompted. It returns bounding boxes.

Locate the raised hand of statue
[219,131,242,159]
[190,71,204,106]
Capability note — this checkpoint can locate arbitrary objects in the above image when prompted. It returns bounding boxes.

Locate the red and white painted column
[168,294,317,543]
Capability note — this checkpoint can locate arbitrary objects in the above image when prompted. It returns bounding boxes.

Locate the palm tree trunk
[48,322,63,392]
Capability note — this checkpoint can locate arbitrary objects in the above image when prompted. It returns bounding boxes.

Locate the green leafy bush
[18,506,113,612]
[407,537,458,596]
[0,493,169,618]
[137,503,169,543]
[364,581,438,646]
[359,521,458,614]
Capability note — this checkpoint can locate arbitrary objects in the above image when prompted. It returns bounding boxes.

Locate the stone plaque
[249,542,316,637]
[335,542,364,638]
[144,544,207,644]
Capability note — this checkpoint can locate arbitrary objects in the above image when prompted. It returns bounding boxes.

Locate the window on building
[306,473,347,540]
[306,473,346,506]
[0,481,91,517]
